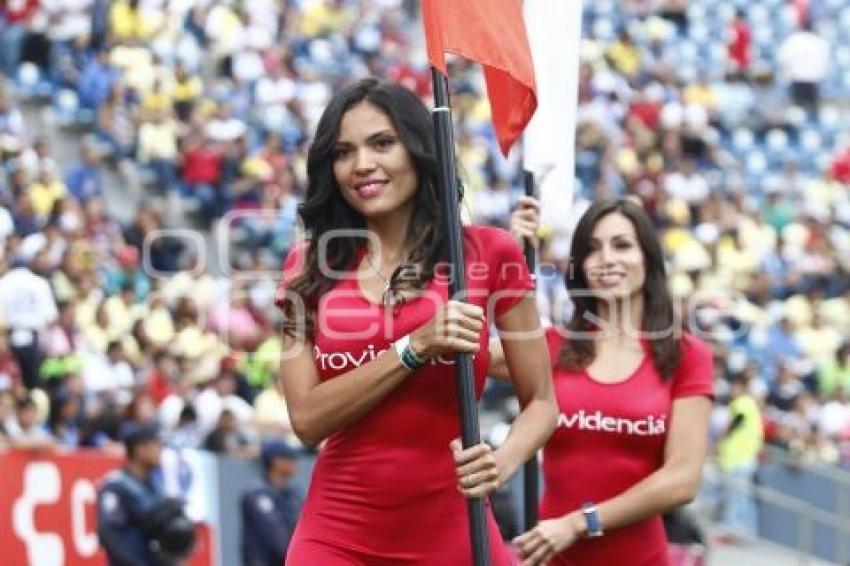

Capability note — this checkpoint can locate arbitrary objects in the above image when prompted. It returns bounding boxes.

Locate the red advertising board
[0,451,214,565]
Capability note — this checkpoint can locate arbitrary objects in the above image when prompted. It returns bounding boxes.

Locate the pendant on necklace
[381,281,393,307]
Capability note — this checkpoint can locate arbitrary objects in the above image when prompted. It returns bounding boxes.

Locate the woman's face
[332,101,417,222]
[583,212,646,300]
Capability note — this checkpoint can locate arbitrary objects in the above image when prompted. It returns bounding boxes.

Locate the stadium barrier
[4,448,848,565]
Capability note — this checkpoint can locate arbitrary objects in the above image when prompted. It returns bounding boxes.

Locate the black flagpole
[521,170,539,532]
[430,66,490,566]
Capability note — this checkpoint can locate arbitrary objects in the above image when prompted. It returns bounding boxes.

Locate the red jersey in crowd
[629,99,662,130]
[728,18,752,71]
[277,225,534,565]
[829,147,850,184]
[540,329,714,566]
[181,145,223,185]
[3,0,39,24]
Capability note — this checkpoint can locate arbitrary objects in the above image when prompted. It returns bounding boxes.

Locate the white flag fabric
[523,0,584,233]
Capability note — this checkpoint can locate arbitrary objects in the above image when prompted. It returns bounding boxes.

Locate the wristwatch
[581,502,605,538]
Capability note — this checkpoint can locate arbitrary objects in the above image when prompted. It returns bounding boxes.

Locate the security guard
[241,440,302,566]
[97,424,195,565]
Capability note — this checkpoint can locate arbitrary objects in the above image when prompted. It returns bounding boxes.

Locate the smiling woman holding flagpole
[274,77,555,565]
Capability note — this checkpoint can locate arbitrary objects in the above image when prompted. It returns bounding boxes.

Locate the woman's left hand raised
[450,438,505,499]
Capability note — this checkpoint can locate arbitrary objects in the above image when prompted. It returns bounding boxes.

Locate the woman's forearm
[487,337,510,381]
[495,398,557,480]
[492,296,557,479]
[287,350,410,446]
[592,464,701,533]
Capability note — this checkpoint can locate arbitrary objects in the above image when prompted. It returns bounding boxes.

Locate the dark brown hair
[558,198,682,378]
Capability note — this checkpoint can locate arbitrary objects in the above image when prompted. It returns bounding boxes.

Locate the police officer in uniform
[241,440,302,566]
[97,424,195,565]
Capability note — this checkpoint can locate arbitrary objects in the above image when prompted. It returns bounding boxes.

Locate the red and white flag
[422,0,537,156]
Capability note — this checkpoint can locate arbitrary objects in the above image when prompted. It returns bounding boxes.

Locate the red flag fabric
[422,0,537,155]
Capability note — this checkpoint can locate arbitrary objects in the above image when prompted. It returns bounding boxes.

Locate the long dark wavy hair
[558,198,682,378]
[281,78,450,340]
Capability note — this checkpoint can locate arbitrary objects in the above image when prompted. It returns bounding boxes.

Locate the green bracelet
[394,335,427,371]
[401,345,425,370]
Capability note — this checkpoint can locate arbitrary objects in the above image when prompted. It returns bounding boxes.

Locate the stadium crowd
[0,0,847,517]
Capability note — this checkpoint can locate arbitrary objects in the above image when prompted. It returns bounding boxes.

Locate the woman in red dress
[495,197,714,565]
[275,78,557,564]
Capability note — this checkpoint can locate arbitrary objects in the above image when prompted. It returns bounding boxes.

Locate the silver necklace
[365,251,398,306]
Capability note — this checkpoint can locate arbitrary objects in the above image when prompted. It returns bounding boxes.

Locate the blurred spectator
[819,342,850,398]
[203,407,256,457]
[205,101,245,145]
[253,375,298,447]
[104,244,149,299]
[761,316,804,384]
[97,423,196,565]
[178,129,225,228]
[798,424,841,465]
[748,68,788,135]
[606,28,642,81]
[727,9,752,73]
[240,440,301,565]
[94,82,135,162]
[78,49,118,112]
[46,387,81,449]
[28,160,67,220]
[167,403,204,450]
[145,349,176,405]
[171,61,202,123]
[158,373,197,432]
[717,374,764,537]
[11,191,40,238]
[5,393,57,452]
[796,312,843,370]
[123,204,184,273]
[137,107,179,194]
[208,286,265,352]
[195,367,254,435]
[777,20,829,118]
[828,145,850,185]
[663,157,710,215]
[64,136,105,203]
[0,0,38,76]
[817,387,850,440]
[768,364,804,412]
[254,58,296,133]
[0,254,58,389]
[119,390,158,440]
[657,0,688,36]
[42,301,81,374]
[82,339,134,400]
